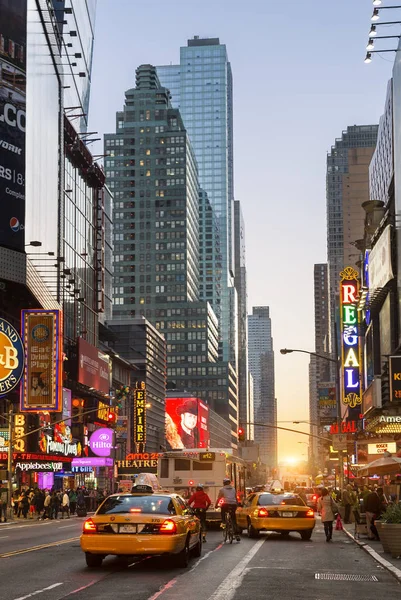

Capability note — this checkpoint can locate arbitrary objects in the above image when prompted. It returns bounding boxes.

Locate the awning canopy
[358,456,401,477]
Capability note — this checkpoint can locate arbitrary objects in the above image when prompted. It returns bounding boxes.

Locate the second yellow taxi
[237,491,316,540]
[80,484,202,568]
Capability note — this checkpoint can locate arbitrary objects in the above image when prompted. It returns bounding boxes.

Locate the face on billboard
[165,398,209,449]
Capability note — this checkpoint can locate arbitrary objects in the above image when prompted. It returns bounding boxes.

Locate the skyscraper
[248,306,276,469]
[157,37,236,365]
[326,125,378,355]
[309,264,331,461]
[105,65,239,446]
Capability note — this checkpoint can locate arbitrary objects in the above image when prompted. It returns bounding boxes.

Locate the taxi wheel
[192,532,202,558]
[247,518,259,539]
[85,553,103,568]
[174,537,190,568]
[300,530,313,541]
[280,531,290,538]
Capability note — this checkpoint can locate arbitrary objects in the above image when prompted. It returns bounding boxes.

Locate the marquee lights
[133,381,146,452]
[340,267,362,409]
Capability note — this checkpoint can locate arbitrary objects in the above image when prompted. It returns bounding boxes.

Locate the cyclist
[188,484,211,542]
[217,478,241,542]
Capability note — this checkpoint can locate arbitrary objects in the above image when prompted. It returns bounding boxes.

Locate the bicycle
[223,510,234,544]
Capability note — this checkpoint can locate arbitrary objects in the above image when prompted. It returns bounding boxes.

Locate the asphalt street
[0,518,399,600]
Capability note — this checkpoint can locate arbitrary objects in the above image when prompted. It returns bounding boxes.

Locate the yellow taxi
[80,484,202,568]
[237,491,316,540]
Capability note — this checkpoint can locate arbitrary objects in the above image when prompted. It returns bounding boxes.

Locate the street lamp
[280,346,343,491]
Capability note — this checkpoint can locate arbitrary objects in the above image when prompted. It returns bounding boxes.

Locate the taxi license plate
[281,512,295,517]
[119,524,146,533]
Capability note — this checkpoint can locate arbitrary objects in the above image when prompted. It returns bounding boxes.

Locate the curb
[0,511,95,527]
[343,527,401,583]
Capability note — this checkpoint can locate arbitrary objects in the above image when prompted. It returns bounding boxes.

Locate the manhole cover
[315,573,378,582]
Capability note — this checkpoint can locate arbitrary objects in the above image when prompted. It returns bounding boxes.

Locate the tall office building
[326,125,378,355]
[234,201,250,436]
[157,37,236,365]
[309,264,331,461]
[248,307,276,469]
[105,65,239,446]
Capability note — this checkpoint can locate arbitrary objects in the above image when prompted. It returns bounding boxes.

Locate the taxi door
[176,496,199,548]
[237,493,256,528]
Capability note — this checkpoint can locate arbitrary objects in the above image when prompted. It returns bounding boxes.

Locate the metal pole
[7,403,13,521]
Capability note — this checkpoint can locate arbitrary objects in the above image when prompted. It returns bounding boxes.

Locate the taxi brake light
[160,519,177,534]
[312,495,317,501]
[130,508,142,513]
[83,518,97,533]
[258,508,269,517]
[306,509,314,517]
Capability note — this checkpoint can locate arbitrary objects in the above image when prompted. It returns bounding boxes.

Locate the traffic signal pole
[240,422,331,443]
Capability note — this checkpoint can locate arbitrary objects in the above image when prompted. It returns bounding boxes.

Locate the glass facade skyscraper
[157,37,236,364]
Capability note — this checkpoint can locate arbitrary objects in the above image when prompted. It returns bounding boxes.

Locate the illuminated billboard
[21,310,62,412]
[133,381,146,452]
[340,267,362,410]
[165,397,209,449]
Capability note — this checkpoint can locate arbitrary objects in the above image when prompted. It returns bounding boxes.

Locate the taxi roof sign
[131,484,153,494]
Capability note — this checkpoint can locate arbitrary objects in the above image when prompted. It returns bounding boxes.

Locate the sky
[88,0,396,462]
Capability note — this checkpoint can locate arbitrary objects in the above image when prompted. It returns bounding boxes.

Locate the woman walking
[317,487,338,542]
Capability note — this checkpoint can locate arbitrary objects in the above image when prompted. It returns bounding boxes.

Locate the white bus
[157,449,246,523]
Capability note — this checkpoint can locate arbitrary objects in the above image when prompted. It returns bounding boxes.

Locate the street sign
[332,434,347,451]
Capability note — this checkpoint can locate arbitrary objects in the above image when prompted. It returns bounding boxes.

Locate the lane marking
[61,580,97,597]
[207,538,265,600]
[147,578,178,600]
[13,582,63,600]
[190,543,223,572]
[58,525,77,529]
[0,536,9,539]
[0,537,79,558]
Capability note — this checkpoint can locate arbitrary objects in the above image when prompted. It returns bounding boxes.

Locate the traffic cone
[335,513,343,530]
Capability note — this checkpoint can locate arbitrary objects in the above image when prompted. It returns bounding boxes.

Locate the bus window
[193,461,213,471]
[175,459,191,471]
[160,458,169,478]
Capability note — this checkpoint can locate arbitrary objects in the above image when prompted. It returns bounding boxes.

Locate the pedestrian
[342,484,354,524]
[364,487,386,540]
[19,492,29,519]
[50,491,60,520]
[61,490,70,519]
[42,490,51,520]
[317,487,338,542]
[0,486,8,522]
[188,484,211,542]
[69,489,77,515]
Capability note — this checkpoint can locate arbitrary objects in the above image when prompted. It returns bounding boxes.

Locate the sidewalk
[0,512,94,527]
[342,520,401,583]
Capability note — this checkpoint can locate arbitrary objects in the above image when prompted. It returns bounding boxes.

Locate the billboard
[0,0,27,251]
[21,310,62,412]
[77,337,110,394]
[389,355,401,401]
[318,384,337,426]
[165,397,210,450]
[0,317,24,397]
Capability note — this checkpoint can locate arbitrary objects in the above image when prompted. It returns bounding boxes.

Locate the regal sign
[340,267,362,409]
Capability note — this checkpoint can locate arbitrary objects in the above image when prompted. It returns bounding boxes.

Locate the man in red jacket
[188,484,211,542]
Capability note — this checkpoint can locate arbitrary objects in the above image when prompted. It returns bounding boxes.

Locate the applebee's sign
[89,428,114,457]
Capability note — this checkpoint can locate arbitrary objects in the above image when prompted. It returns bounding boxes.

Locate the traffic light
[107,411,117,426]
[72,398,84,423]
[238,427,245,442]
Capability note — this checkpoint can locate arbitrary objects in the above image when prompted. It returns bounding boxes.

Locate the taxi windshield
[257,494,305,506]
[97,495,177,515]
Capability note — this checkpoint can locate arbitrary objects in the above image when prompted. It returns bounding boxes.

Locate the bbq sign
[0,318,24,396]
[340,267,362,409]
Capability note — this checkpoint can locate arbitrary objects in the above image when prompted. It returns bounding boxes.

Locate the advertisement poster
[318,384,337,426]
[21,310,62,412]
[0,0,26,251]
[165,397,210,450]
[77,337,110,394]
